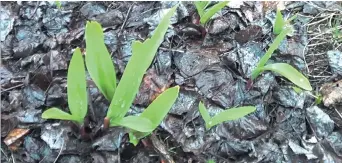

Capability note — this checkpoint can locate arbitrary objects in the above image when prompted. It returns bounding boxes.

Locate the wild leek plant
[273,9,297,35]
[84,4,180,143]
[194,1,229,25]
[198,101,256,130]
[42,48,87,124]
[251,27,312,91]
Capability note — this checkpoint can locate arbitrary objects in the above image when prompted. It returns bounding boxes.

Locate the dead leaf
[4,128,30,146]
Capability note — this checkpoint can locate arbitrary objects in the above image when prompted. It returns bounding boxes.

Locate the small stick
[118,3,134,36]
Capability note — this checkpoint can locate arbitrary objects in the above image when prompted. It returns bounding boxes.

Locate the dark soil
[1,1,342,163]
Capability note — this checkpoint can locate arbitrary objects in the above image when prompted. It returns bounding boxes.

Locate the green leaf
[128,86,180,143]
[199,101,211,128]
[200,1,229,25]
[139,86,180,128]
[251,27,291,79]
[55,1,61,9]
[67,48,88,123]
[42,108,78,122]
[111,116,154,133]
[129,132,139,146]
[207,160,216,163]
[85,21,117,101]
[106,4,179,121]
[273,9,284,35]
[262,63,312,91]
[208,106,256,129]
[292,86,303,94]
[194,1,210,17]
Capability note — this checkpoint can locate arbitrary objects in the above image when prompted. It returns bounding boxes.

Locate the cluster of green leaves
[273,9,297,35]
[42,48,87,124]
[194,1,229,25]
[42,4,180,145]
[198,101,256,130]
[251,26,312,91]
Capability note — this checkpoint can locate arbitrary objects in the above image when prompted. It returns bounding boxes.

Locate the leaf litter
[1,1,342,163]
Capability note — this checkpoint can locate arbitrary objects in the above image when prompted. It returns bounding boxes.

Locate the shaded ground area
[1,1,342,163]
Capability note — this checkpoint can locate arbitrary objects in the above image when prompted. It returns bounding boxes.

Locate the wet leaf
[197,1,229,25]
[111,116,154,133]
[42,48,87,124]
[273,9,284,35]
[251,27,291,79]
[106,4,178,121]
[42,108,77,121]
[262,63,312,91]
[85,21,117,101]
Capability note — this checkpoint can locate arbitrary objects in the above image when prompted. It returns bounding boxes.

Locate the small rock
[327,50,342,75]
[306,106,334,139]
[208,18,230,34]
[80,2,106,18]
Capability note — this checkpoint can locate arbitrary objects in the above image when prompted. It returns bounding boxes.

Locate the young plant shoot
[273,9,297,35]
[251,27,312,91]
[194,1,229,25]
[198,101,256,130]
[105,4,179,127]
[42,48,88,124]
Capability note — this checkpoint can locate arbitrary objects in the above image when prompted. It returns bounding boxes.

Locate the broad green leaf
[128,86,180,144]
[273,9,284,35]
[85,21,116,101]
[199,101,210,127]
[42,108,78,122]
[139,86,180,128]
[261,63,312,91]
[111,116,154,133]
[208,106,256,130]
[106,5,179,121]
[194,1,210,17]
[200,1,229,25]
[251,27,291,79]
[67,48,88,123]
